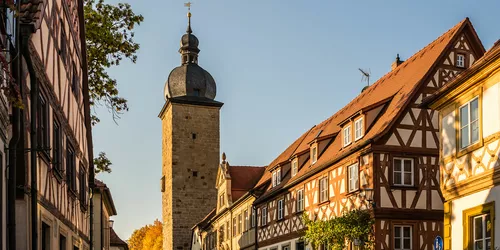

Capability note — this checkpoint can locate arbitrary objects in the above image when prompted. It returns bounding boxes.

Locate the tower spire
[184,2,192,34]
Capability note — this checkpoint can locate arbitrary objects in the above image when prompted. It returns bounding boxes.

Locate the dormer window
[272,168,281,187]
[311,145,318,164]
[343,125,352,147]
[219,193,225,207]
[354,117,364,141]
[291,158,298,177]
[457,53,465,68]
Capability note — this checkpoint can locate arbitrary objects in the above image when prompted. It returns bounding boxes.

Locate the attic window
[354,117,364,141]
[219,193,225,207]
[343,125,352,147]
[457,54,465,68]
[311,145,318,164]
[272,168,281,187]
[291,158,298,177]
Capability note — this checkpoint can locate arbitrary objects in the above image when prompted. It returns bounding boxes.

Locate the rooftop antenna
[358,68,371,86]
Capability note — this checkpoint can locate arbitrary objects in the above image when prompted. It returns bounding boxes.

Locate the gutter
[20,22,37,250]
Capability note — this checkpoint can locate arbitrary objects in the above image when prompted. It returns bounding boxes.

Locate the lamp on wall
[361,188,375,208]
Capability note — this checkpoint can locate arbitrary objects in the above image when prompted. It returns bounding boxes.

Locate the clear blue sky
[92,0,500,240]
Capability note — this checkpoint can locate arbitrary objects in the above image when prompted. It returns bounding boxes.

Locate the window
[38,94,50,150]
[60,20,67,63]
[393,158,413,186]
[226,221,230,240]
[282,245,290,250]
[348,163,359,192]
[59,234,66,250]
[459,97,479,149]
[238,213,242,234]
[53,120,62,172]
[296,189,304,212]
[261,206,267,226]
[457,53,465,68]
[79,166,87,206]
[42,222,50,250]
[319,177,328,203]
[394,226,412,250]
[272,168,281,187]
[354,118,364,140]
[343,125,352,146]
[311,146,318,164]
[220,225,224,242]
[232,217,236,236]
[473,213,492,250]
[244,209,249,231]
[291,158,298,177]
[277,198,284,220]
[71,64,79,100]
[251,208,256,228]
[66,142,76,192]
[219,193,225,207]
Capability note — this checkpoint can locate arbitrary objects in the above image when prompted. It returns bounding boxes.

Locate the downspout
[7,0,22,249]
[20,22,37,250]
[76,0,95,248]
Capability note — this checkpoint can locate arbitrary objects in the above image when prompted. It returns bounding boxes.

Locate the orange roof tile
[255,18,483,198]
[229,166,265,201]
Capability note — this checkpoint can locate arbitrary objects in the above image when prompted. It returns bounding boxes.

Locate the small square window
[394,225,412,250]
[393,158,414,186]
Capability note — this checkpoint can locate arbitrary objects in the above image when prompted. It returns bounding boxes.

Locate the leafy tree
[302,210,374,250]
[84,0,143,173]
[128,220,163,250]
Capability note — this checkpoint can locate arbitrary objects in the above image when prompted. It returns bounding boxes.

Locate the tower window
[192,171,198,177]
[457,53,465,68]
[192,133,197,139]
[193,88,201,96]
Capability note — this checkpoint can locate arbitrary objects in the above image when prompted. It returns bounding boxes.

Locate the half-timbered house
[12,0,93,249]
[252,18,485,250]
[422,40,500,250]
[192,155,265,250]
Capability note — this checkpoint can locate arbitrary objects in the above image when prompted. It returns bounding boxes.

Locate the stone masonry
[161,101,221,250]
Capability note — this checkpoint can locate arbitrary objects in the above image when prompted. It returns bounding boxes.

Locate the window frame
[311,145,318,164]
[296,189,304,212]
[251,207,256,228]
[348,163,359,193]
[66,141,77,194]
[238,213,242,235]
[343,125,352,147]
[232,217,237,236]
[261,206,267,226]
[272,168,281,187]
[394,225,412,250]
[463,202,495,250]
[291,158,298,177]
[41,222,51,250]
[319,176,328,203]
[53,119,63,177]
[392,158,414,187]
[244,209,249,231]
[219,193,225,207]
[458,96,480,150]
[456,53,466,68]
[354,117,364,141]
[38,93,50,153]
[79,164,87,210]
[277,198,284,220]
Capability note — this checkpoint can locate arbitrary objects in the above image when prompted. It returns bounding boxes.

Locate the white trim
[311,146,318,164]
[459,96,480,149]
[319,177,328,203]
[457,53,465,68]
[291,158,298,177]
[394,225,412,250]
[296,189,304,212]
[393,158,414,186]
[348,163,359,193]
[261,206,267,226]
[354,117,364,141]
[343,125,352,147]
[277,199,284,220]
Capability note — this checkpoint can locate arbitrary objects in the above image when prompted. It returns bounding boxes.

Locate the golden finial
[184,2,193,33]
[222,152,226,162]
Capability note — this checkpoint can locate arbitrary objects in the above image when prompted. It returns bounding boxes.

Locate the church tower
[159,9,223,250]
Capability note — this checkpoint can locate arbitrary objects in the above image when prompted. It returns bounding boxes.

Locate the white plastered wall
[258,237,309,250]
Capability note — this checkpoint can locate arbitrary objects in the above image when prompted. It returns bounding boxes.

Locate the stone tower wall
[161,102,220,250]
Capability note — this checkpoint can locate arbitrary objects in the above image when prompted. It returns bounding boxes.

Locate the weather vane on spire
[184,2,193,33]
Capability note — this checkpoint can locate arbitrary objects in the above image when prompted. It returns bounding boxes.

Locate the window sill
[259,224,268,229]
[347,189,360,195]
[457,141,483,158]
[295,210,304,215]
[318,200,330,206]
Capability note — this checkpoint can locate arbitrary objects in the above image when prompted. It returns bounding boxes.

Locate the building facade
[10,0,93,249]
[423,40,500,250]
[192,155,265,250]
[93,180,118,250]
[252,18,485,250]
[160,11,224,250]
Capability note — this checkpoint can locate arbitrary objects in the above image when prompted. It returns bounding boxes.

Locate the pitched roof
[254,18,484,199]
[229,166,265,201]
[110,228,129,249]
[94,179,118,216]
[422,39,500,106]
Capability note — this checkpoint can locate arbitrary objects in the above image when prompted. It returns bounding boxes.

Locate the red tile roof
[254,18,485,197]
[229,166,265,201]
[110,228,128,249]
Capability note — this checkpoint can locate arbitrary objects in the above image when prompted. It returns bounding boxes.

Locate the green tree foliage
[84,0,143,123]
[302,209,374,250]
[84,0,143,173]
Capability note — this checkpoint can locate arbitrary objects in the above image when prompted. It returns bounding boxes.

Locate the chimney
[391,54,404,70]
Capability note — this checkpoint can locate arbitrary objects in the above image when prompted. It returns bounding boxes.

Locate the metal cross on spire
[184,2,193,33]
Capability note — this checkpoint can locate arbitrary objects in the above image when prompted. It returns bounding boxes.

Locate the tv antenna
[358,68,371,86]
